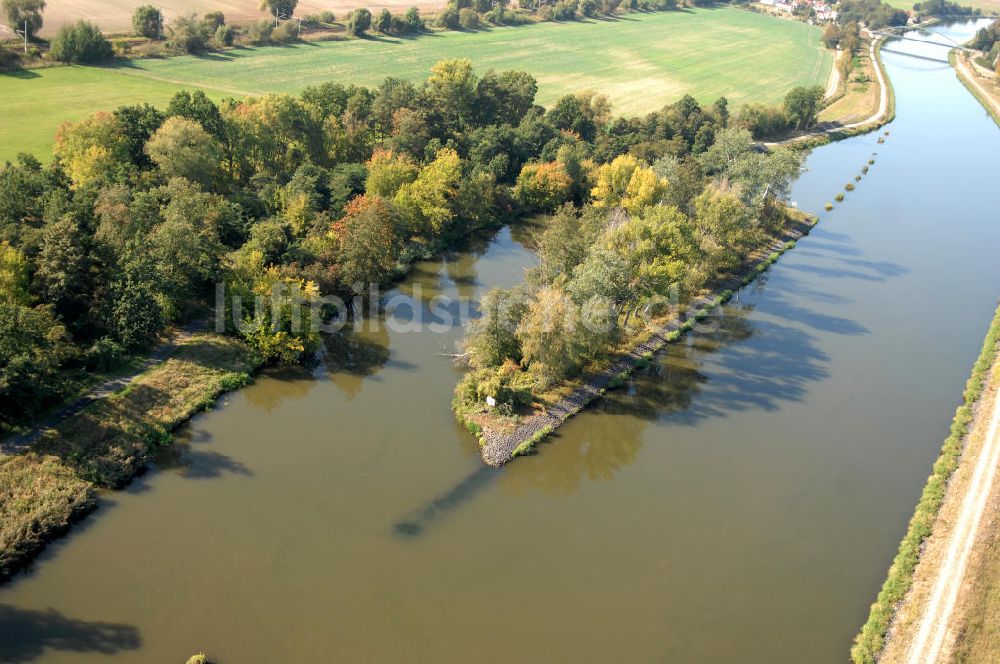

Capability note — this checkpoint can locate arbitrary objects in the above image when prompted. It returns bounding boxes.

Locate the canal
[2,19,999,664]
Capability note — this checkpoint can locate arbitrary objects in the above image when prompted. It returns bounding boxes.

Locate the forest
[0,57,822,433]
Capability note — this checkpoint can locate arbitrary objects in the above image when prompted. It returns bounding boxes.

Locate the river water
[2,19,999,664]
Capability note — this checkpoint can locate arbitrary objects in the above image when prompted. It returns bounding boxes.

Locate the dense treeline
[971,20,1000,73]
[454,125,801,414]
[838,0,908,29]
[0,55,822,430]
[912,0,982,17]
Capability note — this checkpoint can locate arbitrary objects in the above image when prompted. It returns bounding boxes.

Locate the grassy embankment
[851,303,1000,664]
[0,8,831,161]
[820,39,883,125]
[786,38,895,150]
[950,51,1000,127]
[0,333,257,580]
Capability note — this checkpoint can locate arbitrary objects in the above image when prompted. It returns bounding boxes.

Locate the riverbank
[464,210,819,468]
[851,303,1000,664]
[951,50,1000,127]
[773,35,894,150]
[0,332,257,581]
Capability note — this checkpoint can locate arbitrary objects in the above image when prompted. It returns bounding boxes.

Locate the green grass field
[0,8,831,162]
[883,0,1000,12]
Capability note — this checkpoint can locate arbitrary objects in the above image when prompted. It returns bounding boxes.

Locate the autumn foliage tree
[328,195,401,289]
[513,161,572,211]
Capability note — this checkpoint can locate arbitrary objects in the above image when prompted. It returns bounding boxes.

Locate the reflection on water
[499,303,757,496]
[3,21,1000,664]
[237,366,319,413]
[322,322,392,400]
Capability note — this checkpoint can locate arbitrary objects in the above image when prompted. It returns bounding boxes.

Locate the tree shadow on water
[392,466,500,538]
[152,443,252,480]
[0,605,140,662]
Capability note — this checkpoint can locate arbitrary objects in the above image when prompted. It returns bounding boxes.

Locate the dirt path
[768,36,889,148]
[841,37,890,130]
[825,48,843,100]
[902,367,1000,663]
[0,316,212,455]
[954,53,1000,119]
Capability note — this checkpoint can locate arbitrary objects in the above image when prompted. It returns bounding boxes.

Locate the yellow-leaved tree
[54,112,129,190]
[591,154,668,216]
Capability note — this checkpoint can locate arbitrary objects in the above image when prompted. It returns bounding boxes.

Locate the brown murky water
[3,20,1000,664]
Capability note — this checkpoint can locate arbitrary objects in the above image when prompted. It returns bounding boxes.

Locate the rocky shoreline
[478,215,817,467]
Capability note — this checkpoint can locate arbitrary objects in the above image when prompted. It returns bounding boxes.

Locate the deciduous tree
[2,0,45,40]
[145,116,222,187]
[132,4,162,38]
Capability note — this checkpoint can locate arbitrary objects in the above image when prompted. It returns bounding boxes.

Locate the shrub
[484,6,510,23]
[214,24,235,46]
[202,11,225,30]
[271,20,299,43]
[375,8,392,33]
[390,15,410,33]
[608,371,629,389]
[49,21,114,63]
[438,6,461,28]
[0,44,20,70]
[455,361,533,410]
[404,6,425,30]
[458,7,480,28]
[85,337,126,372]
[132,4,163,39]
[319,10,336,23]
[165,13,211,53]
[553,0,578,19]
[242,20,274,45]
[347,8,372,36]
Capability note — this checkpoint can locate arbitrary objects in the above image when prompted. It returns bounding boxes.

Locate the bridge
[871,27,979,64]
